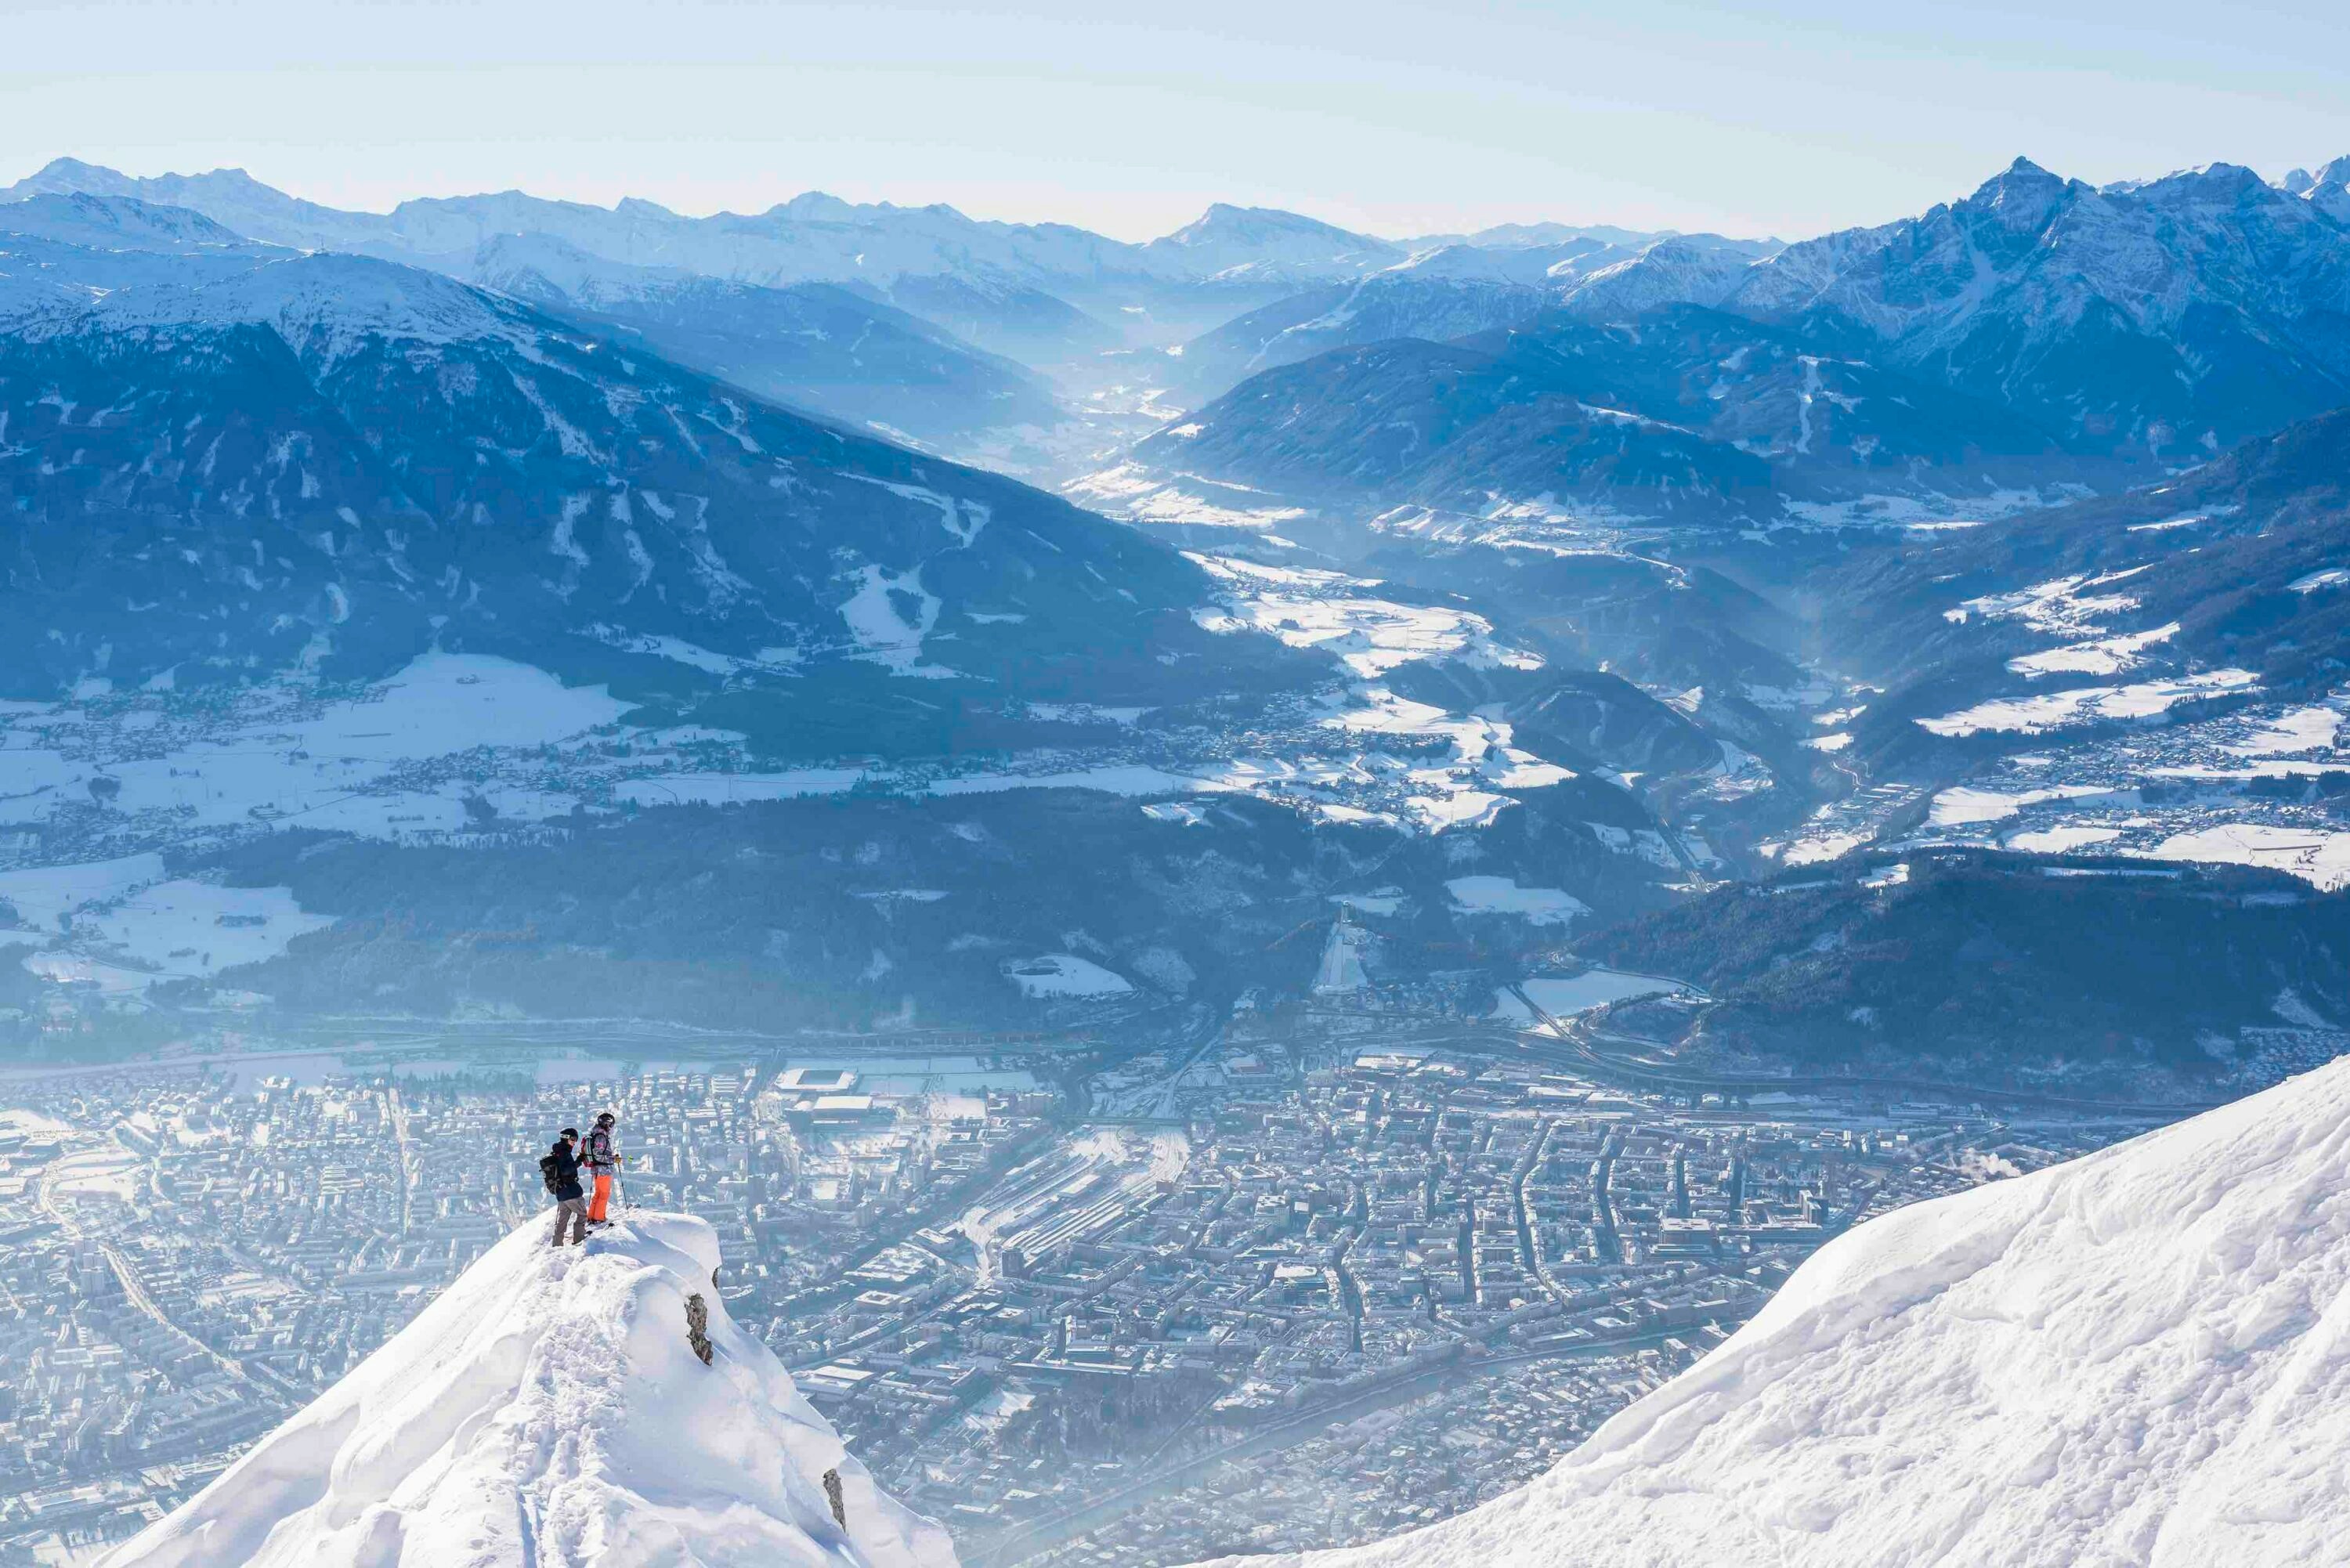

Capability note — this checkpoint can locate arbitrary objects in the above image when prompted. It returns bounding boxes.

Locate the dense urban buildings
[0,1002,2152,1565]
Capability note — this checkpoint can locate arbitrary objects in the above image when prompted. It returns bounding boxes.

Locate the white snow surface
[1444,876,1590,926]
[102,1211,957,1568]
[1192,1057,2350,1568]
[1917,668,2258,735]
[1186,553,1539,679]
[2143,822,2350,891]
[1002,953,1134,999]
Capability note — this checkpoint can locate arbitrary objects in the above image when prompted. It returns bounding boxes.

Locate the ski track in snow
[101,1212,960,1568]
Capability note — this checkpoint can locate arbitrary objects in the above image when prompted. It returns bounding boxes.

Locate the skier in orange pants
[582,1111,621,1225]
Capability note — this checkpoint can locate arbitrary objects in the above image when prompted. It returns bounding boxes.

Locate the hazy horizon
[6,0,2347,244]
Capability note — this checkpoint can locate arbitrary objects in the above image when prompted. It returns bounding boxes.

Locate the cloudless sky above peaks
[5,0,2347,241]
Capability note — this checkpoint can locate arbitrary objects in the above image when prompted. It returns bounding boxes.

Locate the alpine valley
[2,154,2350,1071]
[13,139,2350,1568]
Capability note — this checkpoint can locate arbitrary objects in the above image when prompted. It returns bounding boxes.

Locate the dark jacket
[545,1140,584,1202]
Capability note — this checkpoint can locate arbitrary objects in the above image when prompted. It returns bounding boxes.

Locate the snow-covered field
[2006,620,2178,678]
[1002,953,1135,999]
[1497,970,1691,1029]
[1917,668,2258,736]
[1943,566,2149,637]
[1444,876,1590,926]
[2143,823,2350,891]
[1188,553,1539,679]
[609,561,1585,837]
[102,1212,958,1568]
[0,652,627,837]
[1881,695,2350,889]
[1195,1054,2350,1568]
[1926,784,2133,826]
[1064,462,1310,530]
[27,879,331,992]
[0,852,331,992]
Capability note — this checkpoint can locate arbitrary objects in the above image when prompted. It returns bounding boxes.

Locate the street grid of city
[0,957,2231,1567]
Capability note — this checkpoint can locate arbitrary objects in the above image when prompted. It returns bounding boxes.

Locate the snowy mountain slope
[0,242,1710,1028]
[1384,237,1638,286]
[1407,221,1672,251]
[0,193,1082,452]
[1,158,396,254]
[1162,274,1546,404]
[0,160,1133,291]
[0,249,1298,725]
[1140,203,1404,284]
[7,162,1767,382]
[0,189,262,254]
[854,269,1123,365]
[0,163,1412,392]
[2288,156,2350,224]
[2,161,1408,296]
[1817,402,2350,724]
[1117,156,2350,526]
[1384,230,1781,320]
[1159,234,1788,406]
[1728,158,2350,457]
[1588,851,2350,1075]
[1552,234,1772,322]
[1133,303,2084,522]
[1779,401,2350,870]
[1198,1052,2350,1568]
[463,230,1066,448]
[0,196,287,315]
[99,1211,957,1568]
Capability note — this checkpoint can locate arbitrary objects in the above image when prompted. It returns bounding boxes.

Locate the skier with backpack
[583,1110,622,1227]
[540,1128,588,1247]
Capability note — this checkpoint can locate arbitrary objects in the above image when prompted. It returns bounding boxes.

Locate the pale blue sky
[4,0,2346,241]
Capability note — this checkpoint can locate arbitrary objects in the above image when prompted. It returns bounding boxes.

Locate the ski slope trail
[100,1211,958,1568]
[1195,1056,2350,1568]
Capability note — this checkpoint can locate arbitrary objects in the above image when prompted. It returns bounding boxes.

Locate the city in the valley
[0,959,2163,1566]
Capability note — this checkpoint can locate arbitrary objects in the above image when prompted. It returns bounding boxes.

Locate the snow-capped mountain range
[9,149,2350,1034]
[1134,301,2081,522]
[0,201,1716,1031]
[0,159,1730,383]
[1098,155,2350,529]
[0,244,1274,720]
[100,1211,957,1568]
[1726,158,2350,457]
[1195,1050,2350,1568]
[0,159,1656,296]
[459,229,1065,450]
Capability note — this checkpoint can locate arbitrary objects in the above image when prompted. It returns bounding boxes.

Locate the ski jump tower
[1312,907,1373,997]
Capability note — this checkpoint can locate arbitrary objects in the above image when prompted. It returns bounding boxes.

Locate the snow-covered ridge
[19,251,523,366]
[1199,1055,2350,1568]
[0,161,1419,291]
[103,1211,957,1568]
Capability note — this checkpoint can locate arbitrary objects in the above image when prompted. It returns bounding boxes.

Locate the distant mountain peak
[1967,155,2077,225]
[1159,203,1377,247]
[769,190,866,221]
[2290,156,2350,222]
[0,189,251,250]
[30,251,521,370]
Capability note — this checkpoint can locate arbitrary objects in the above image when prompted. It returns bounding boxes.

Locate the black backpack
[539,1152,565,1197]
